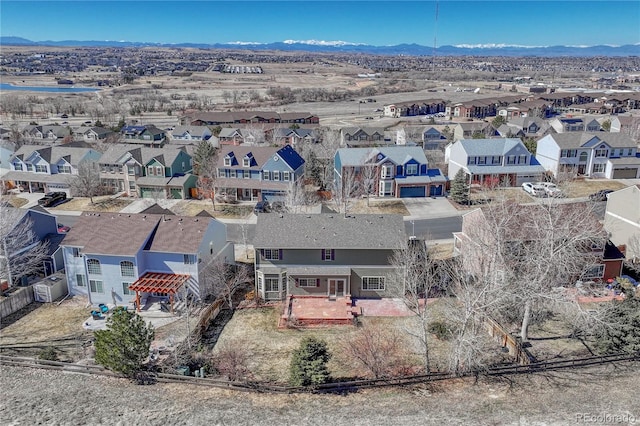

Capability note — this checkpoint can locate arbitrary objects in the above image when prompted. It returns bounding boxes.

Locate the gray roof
[546,132,636,149]
[98,144,143,164]
[12,145,95,165]
[253,213,406,249]
[455,138,524,156]
[337,146,428,166]
[171,125,210,138]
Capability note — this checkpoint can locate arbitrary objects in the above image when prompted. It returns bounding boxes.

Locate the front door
[328,279,345,298]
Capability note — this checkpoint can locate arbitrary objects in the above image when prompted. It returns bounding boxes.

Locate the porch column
[169,293,174,313]
[135,291,141,312]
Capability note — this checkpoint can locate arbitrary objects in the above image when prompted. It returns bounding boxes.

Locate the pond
[0,83,101,93]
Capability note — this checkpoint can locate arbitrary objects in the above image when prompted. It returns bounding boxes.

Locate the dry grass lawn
[172,199,253,218]
[49,196,132,212]
[560,179,627,198]
[1,195,29,208]
[351,199,410,215]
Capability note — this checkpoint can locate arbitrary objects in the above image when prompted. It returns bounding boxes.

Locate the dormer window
[406,164,418,175]
[224,156,232,166]
[243,157,250,167]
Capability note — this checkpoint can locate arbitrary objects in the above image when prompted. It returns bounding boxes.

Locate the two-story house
[170,126,212,143]
[535,133,639,179]
[340,127,388,147]
[120,125,166,147]
[269,128,316,146]
[4,145,101,194]
[61,212,234,308]
[334,146,447,198]
[446,138,545,187]
[253,213,407,302]
[215,145,305,202]
[73,126,115,143]
[452,122,497,141]
[604,185,640,262]
[22,125,72,143]
[497,117,550,139]
[422,126,449,150]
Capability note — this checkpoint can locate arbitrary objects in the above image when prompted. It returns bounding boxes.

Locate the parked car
[57,223,71,233]
[254,201,270,213]
[536,182,563,197]
[38,192,67,207]
[522,182,546,197]
[588,189,614,202]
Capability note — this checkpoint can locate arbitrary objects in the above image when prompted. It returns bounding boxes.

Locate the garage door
[140,188,156,198]
[429,185,443,196]
[399,186,426,198]
[612,168,638,179]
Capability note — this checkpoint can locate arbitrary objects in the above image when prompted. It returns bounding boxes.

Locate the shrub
[428,321,454,340]
[289,337,331,386]
[38,346,58,361]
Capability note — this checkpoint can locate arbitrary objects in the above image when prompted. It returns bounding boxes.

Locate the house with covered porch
[253,213,407,303]
[61,212,234,309]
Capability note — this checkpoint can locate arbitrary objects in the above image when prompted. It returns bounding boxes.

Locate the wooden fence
[0,286,34,320]
[485,317,532,365]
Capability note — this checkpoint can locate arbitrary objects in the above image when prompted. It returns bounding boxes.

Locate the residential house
[269,128,316,146]
[215,145,305,202]
[1,206,66,286]
[446,138,545,186]
[453,204,623,284]
[22,125,72,143]
[73,126,115,143]
[604,185,640,262]
[218,128,257,146]
[99,144,196,198]
[169,125,212,143]
[422,126,449,150]
[447,99,497,119]
[334,146,447,198]
[253,213,406,301]
[61,212,234,307]
[340,127,388,147]
[120,125,166,147]
[186,111,319,126]
[4,145,101,194]
[0,141,15,177]
[383,99,446,118]
[452,122,497,141]
[535,133,639,179]
[500,117,550,138]
[548,117,603,133]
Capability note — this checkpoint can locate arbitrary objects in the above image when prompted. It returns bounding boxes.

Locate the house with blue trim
[120,125,166,147]
[446,138,545,187]
[334,146,447,198]
[61,212,234,308]
[215,145,305,201]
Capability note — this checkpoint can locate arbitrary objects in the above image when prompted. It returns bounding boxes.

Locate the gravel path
[2,363,639,425]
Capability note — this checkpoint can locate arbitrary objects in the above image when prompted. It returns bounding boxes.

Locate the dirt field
[1,363,638,425]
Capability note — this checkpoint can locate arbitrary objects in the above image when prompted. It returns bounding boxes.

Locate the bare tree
[200,257,250,309]
[284,176,307,213]
[0,206,50,287]
[332,164,361,216]
[212,341,252,381]
[69,160,103,203]
[196,150,219,211]
[339,323,412,379]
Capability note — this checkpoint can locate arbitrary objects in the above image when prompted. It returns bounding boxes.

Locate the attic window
[224,156,232,166]
[243,156,251,167]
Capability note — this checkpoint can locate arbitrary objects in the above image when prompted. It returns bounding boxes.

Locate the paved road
[406,216,462,241]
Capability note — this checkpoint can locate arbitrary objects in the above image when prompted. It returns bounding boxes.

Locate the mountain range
[2,36,639,57]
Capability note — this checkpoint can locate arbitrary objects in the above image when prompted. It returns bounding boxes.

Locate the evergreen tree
[94,307,155,378]
[450,169,470,204]
[289,337,332,386]
[192,140,217,175]
[595,296,640,354]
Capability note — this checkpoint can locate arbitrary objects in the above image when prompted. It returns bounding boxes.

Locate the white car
[522,182,546,197]
[536,182,563,197]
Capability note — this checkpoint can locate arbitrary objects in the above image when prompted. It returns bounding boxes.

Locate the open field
[1,362,639,425]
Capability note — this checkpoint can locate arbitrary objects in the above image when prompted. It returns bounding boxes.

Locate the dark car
[254,201,270,213]
[588,189,614,202]
[38,191,67,207]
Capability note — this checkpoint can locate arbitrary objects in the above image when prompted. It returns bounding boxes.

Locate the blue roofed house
[446,138,545,186]
[61,212,234,309]
[335,146,448,198]
[253,213,407,305]
[535,133,639,179]
[3,145,102,195]
[215,145,305,202]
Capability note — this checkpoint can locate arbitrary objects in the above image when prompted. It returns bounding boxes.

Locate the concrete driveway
[402,197,462,220]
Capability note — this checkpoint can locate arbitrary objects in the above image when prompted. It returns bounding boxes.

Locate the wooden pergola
[128,272,191,313]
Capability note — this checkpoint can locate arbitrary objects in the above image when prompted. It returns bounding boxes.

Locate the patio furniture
[91,310,105,320]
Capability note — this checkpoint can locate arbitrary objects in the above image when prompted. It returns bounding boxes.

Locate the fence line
[0,285,34,319]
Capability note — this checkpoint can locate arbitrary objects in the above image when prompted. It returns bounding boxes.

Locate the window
[224,156,231,166]
[87,259,101,275]
[262,249,280,260]
[492,156,501,165]
[518,155,528,164]
[184,254,196,264]
[257,275,263,291]
[265,276,280,292]
[120,261,134,277]
[595,148,609,158]
[362,276,385,291]
[592,163,605,173]
[35,164,47,173]
[263,171,270,180]
[579,152,588,162]
[89,280,104,293]
[58,165,71,174]
[561,149,577,158]
[128,166,135,176]
[243,157,250,167]
[237,170,244,179]
[219,169,226,178]
[282,171,290,181]
[76,274,85,287]
[244,170,251,179]
[506,155,516,165]
[381,165,393,178]
[155,166,163,176]
[122,282,133,295]
[322,249,334,261]
[583,265,604,279]
[230,169,236,178]
[72,247,81,258]
[13,162,23,171]
[468,157,477,165]
[298,278,317,287]
[129,181,136,190]
[273,171,280,181]
[406,164,418,175]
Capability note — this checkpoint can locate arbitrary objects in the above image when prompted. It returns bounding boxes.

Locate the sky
[1,1,639,48]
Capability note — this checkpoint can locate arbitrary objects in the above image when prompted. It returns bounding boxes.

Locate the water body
[0,83,101,93]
